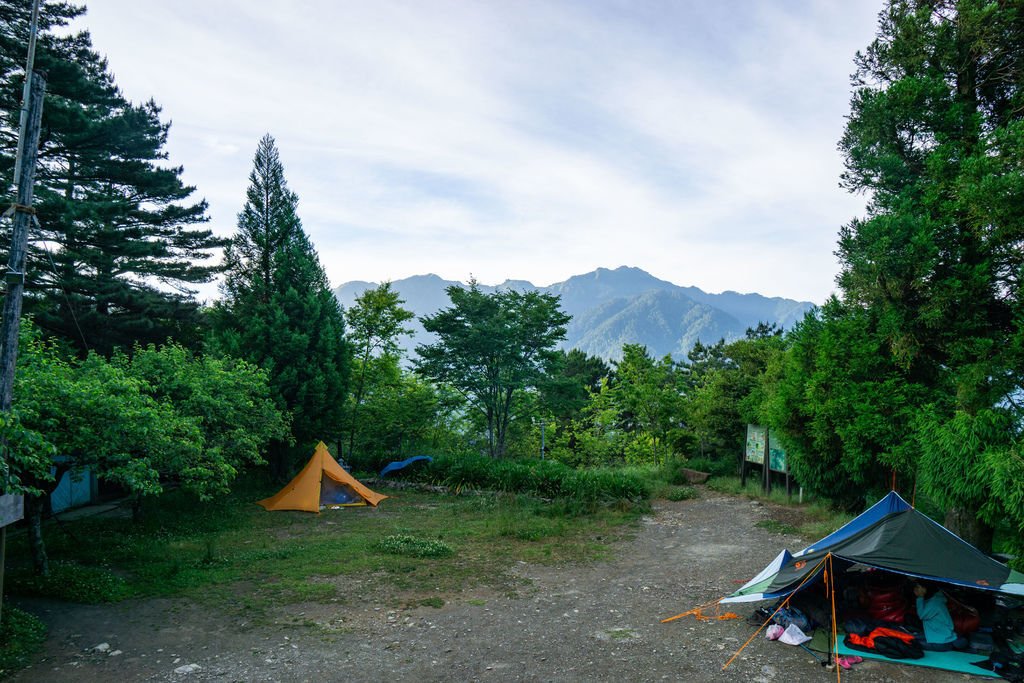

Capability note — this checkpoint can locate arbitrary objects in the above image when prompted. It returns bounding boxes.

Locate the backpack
[946,593,981,635]
[973,651,1024,683]
[773,606,811,632]
[861,584,910,623]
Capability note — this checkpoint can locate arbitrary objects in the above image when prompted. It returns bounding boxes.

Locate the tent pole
[828,553,839,681]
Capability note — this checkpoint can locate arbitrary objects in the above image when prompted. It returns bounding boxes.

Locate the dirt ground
[11,492,981,682]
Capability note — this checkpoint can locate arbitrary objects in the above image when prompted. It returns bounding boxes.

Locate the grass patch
[3,476,641,622]
[706,476,767,497]
[375,535,454,558]
[495,496,570,541]
[708,477,853,540]
[755,519,799,535]
[608,627,637,640]
[664,485,697,502]
[800,507,853,540]
[683,457,737,478]
[7,561,131,603]
[417,597,444,608]
[649,480,697,501]
[707,476,807,505]
[0,604,46,675]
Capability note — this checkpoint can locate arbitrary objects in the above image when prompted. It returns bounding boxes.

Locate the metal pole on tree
[0,0,46,626]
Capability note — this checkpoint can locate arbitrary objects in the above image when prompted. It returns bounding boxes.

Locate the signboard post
[742,425,792,497]
[741,424,767,488]
[768,431,792,497]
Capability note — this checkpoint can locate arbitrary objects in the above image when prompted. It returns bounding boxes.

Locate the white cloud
[79,0,879,302]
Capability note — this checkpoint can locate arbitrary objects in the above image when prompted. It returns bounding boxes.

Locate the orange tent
[257,441,388,512]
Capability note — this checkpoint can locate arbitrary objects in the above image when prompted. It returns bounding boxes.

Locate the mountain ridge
[334,266,815,361]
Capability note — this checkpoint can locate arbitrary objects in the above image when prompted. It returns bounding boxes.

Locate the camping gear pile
[700,492,1024,679]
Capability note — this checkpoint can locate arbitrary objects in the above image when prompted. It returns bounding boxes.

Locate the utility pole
[0,0,46,625]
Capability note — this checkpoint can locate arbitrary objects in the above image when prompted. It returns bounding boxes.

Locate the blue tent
[379,455,433,478]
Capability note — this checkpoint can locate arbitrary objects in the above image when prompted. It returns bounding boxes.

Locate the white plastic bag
[778,623,811,646]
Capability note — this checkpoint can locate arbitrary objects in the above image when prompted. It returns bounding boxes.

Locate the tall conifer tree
[0,0,223,355]
[212,135,350,474]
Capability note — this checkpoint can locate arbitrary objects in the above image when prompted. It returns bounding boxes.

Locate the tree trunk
[21,463,71,577]
[268,439,290,481]
[347,350,370,460]
[24,493,48,577]
[945,505,994,553]
[131,494,143,523]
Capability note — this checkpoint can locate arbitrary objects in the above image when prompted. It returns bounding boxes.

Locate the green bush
[374,534,454,558]
[7,561,131,603]
[0,604,47,674]
[684,456,737,478]
[411,454,650,502]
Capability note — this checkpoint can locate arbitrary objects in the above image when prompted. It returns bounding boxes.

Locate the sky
[76,0,882,304]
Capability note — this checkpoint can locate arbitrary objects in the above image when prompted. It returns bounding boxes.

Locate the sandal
[836,655,863,669]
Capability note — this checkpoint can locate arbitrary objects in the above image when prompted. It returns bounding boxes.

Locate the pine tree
[212,135,351,474]
[0,0,224,355]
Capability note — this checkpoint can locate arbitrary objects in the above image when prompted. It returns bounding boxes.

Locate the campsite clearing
[10,492,983,682]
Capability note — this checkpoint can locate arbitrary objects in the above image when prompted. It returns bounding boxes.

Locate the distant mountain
[334,266,815,361]
[566,290,743,360]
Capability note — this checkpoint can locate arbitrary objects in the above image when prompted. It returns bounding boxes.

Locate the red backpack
[861,585,910,623]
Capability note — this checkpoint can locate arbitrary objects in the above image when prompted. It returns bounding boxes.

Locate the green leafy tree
[1,0,223,355]
[347,366,449,471]
[9,324,287,575]
[609,344,686,464]
[552,345,689,466]
[532,349,610,463]
[12,325,201,574]
[539,348,610,425]
[831,0,1024,544]
[344,282,414,459]
[550,377,624,467]
[680,339,728,393]
[686,325,785,466]
[767,303,927,512]
[113,342,288,486]
[211,134,351,475]
[415,282,570,458]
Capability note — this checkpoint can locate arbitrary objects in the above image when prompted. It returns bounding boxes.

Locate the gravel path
[12,493,977,682]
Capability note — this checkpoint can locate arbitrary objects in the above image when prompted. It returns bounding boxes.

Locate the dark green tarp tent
[723,491,1024,604]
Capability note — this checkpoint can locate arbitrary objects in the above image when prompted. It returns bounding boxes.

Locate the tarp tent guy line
[660,598,739,624]
[720,552,832,671]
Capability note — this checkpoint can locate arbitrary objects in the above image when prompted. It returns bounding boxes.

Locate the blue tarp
[379,455,433,478]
